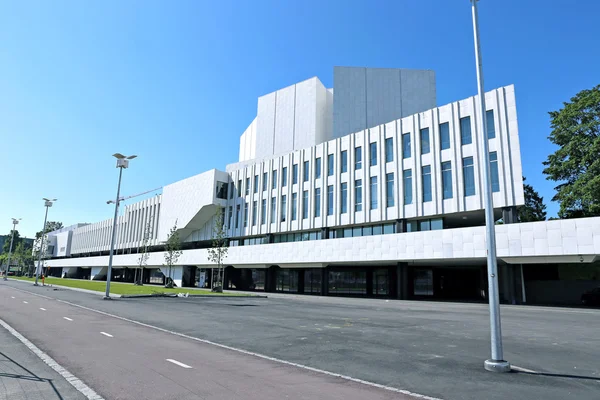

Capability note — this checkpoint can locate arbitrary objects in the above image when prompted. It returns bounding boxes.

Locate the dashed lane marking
[166,359,192,369]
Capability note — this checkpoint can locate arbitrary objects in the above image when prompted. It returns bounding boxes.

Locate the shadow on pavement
[512,370,600,382]
[0,351,64,400]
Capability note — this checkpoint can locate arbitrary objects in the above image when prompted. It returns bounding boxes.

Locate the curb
[8,279,122,298]
[120,293,268,299]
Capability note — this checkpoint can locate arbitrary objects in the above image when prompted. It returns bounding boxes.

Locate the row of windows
[227,152,500,229]
[231,112,497,199]
[328,223,396,239]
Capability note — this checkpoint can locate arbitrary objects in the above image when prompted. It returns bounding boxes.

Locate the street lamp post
[470,0,510,373]
[34,199,56,286]
[3,218,21,281]
[104,153,137,300]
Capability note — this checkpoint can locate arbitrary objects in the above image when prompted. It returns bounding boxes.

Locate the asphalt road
[2,280,600,400]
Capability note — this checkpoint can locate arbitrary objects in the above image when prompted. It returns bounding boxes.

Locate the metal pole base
[484,359,511,373]
[103,296,113,300]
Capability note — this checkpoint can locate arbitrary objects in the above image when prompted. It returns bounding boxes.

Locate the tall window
[327,154,334,176]
[370,176,378,210]
[272,170,277,190]
[261,199,266,224]
[341,182,348,213]
[386,173,394,207]
[314,188,321,217]
[229,182,234,199]
[402,133,411,159]
[302,190,308,219]
[245,177,250,195]
[252,201,257,226]
[460,116,472,145]
[439,122,450,150]
[341,150,348,173]
[385,138,394,163]
[235,204,240,228]
[262,172,268,191]
[270,197,276,222]
[490,152,500,192]
[463,157,475,196]
[486,110,495,139]
[441,161,453,199]
[315,158,322,179]
[254,175,258,194]
[291,193,297,221]
[355,147,362,170]
[403,169,413,204]
[282,167,288,187]
[237,179,242,197]
[243,202,248,227]
[420,128,430,154]
[370,142,377,166]
[327,185,334,215]
[281,195,287,222]
[303,161,309,182]
[228,206,233,227]
[355,179,363,211]
[422,166,432,202]
[292,164,298,184]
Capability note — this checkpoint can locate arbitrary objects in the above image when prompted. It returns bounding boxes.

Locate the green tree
[2,230,21,253]
[14,241,33,275]
[135,216,153,286]
[543,84,600,219]
[163,221,182,288]
[35,221,64,239]
[519,177,547,222]
[207,207,228,293]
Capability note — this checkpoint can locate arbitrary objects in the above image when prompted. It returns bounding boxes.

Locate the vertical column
[395,219,407,233]
[502,206,518,224]
[396,262,408,300]
[321,227,329,239]
[321,267,329,296]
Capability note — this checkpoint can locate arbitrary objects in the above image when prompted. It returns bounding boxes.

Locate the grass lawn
[10,276,251,296]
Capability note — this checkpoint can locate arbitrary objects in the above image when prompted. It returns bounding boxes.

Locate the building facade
[44,67,600,305]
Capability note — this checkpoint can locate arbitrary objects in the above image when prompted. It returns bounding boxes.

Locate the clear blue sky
[1,0,599,238]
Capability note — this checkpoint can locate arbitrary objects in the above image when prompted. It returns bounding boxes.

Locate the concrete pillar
[321,267,329,296]
[395,219,407,234]
[321,227,329,239]
[396,262,408,300]
[502,206,518,224]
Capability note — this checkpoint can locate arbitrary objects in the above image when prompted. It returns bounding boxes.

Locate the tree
[543,84,600,219]
[2,230,21,254]
[14,241,33,276]
[135,216,154,285]
[163,221,182,288]
[519,177,547,222]
[35,221,64,239]
[207,207,228,293]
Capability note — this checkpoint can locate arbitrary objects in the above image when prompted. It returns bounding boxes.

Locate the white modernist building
[44,67,600,305]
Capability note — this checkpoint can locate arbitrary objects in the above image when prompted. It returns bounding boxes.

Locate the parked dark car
[581,287,600,306]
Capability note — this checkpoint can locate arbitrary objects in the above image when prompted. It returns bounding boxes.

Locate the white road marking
[11,296,15,299]
[0,318,105,400]
[63,317,73,321]
[40,308,46,311]
[166,359,192,369]
[511,365,538,374]
[23,301,28,304]
[100,332,113,338]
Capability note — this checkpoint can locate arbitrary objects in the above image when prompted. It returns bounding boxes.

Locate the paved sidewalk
[0,321,86,400]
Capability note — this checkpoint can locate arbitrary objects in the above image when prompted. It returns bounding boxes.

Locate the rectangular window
[252,201,257,226]
[403,169,413,204]
[486,110,496,139]
[490,152,500,192]
[355,147,362,170]
[292,164,298,184]
[385,138,393,163]
[229,182,234,199]
[262,172,268,191]
[302,190,308,219]
[386,173,394,207]
[463,157,475,196]
[281,195,287,222]
[341,150,348,173]
[355,179,363,211]
[235,205,240,228]
[291,193,297,221]
[420,128,430,154]
[272,170,277,190]
[460,116,472,145]
[370,176,378,210]
[228,206,233,227]
[439,122,450,150]
[341,182,348,214]
[402,133,411,159]
[237,179,242,197]
[245,177,250,195]
[303,161,309,182]
[441,161,453,199]
[282,167,287,187]
[327,185,334,215]
[254,175,258,194]
[270,197,276,222]
[243,202,248,227]
[261,199,266,224]
[422,165,432,202]
[315,158,322,179]
[369,142,377,166]
[314,188,321,217]
[327,154,334,176]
